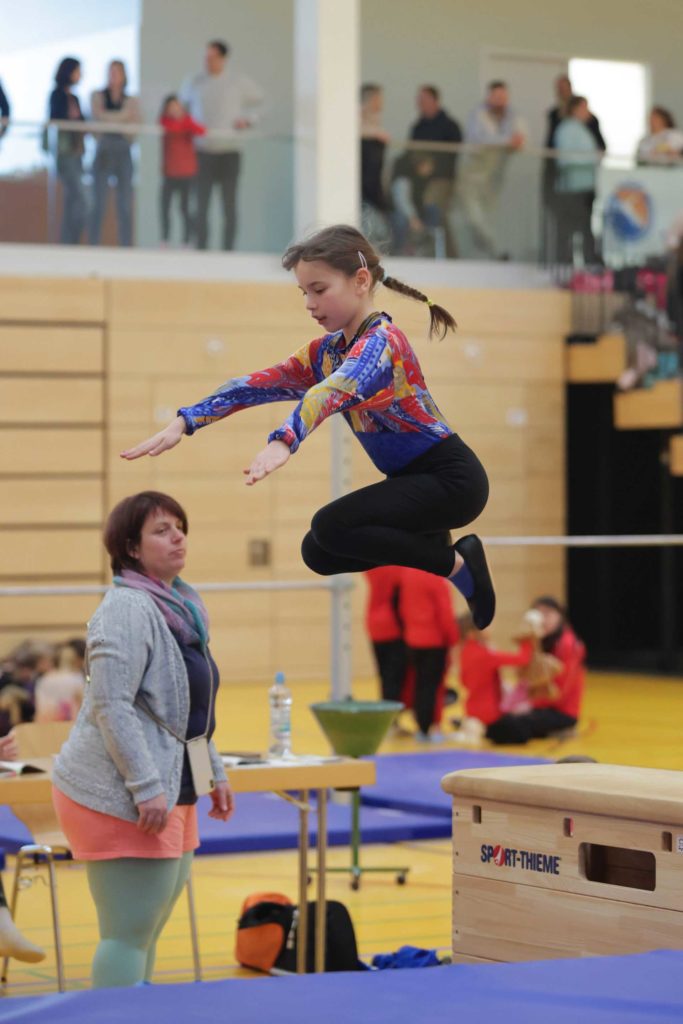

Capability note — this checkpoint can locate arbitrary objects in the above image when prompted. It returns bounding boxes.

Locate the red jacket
[398,568,459,649]
[364,567,402,643]
[532,627,586,719]
[160,115,206,178]
[460,637,533,725]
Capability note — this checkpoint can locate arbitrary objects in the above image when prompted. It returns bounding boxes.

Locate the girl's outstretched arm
[243,439,291,486]
[120,343,317,461]
[121,415,186,460]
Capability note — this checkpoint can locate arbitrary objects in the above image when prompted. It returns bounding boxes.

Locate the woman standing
[90,60,140,246]
[53,491,233,988]
[48,57,87,244]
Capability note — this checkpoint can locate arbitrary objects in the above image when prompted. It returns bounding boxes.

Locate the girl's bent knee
[309,507,339,551]
[301,531,334,575]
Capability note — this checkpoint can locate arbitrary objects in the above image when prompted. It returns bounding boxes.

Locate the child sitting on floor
[453,612,537,744]
[486,596,586,745]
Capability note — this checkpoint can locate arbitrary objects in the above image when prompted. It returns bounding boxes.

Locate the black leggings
[161,177,194,242]
[411,647,448,734]
[301,434,489,577]
[372,640,408,702]
[486,708,577,745]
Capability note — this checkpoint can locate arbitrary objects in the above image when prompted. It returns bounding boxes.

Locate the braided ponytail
[282,224,457,340]
[378,269,456,340]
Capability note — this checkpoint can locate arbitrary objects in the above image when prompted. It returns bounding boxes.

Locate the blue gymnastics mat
[0,794,449,858]
[0,752,544,856]
[361,750,550,818]
[194,793,449,853]
[3,950,681,1023]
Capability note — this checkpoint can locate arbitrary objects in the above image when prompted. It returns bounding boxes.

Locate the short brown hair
[104,491,188,575]
[568,95,587,115]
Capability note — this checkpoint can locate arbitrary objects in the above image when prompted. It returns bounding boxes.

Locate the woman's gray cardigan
[53,587,227,823]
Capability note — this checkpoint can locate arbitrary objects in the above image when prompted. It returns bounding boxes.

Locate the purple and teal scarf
[114,569,209,649]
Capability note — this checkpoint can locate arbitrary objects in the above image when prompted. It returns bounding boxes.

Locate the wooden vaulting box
[441,763,683,964]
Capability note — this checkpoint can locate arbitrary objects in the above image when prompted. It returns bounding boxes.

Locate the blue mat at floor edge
[1,950,682,1023]
[195,794,449,853]
[360,750,551,818]
[0,752,544,857]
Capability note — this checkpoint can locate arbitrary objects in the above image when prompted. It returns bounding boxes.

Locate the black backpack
[237,897,363,974]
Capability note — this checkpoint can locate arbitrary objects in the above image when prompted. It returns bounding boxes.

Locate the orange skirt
[52,786,199,860]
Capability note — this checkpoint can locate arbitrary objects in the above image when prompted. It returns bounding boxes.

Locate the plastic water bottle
[268,671,293,758]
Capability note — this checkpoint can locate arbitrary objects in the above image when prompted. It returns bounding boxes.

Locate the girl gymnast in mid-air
[122,224,495,628]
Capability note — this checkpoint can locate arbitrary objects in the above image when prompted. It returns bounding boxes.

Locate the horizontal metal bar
[0,536,680,597]
[482,535,683,548]
[0,578,354,598]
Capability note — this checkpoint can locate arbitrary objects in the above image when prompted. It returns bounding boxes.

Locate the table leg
[315,787,328,972]
[297,788,309,974]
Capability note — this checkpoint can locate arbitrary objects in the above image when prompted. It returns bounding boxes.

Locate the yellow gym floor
[2,670,682,998]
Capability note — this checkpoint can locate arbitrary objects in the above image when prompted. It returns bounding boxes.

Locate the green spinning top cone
[310,699,403,758]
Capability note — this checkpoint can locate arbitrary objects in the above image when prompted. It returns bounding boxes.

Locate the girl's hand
[208,781,235,821]
[120,416,186,460]
[136,793,169,834]
[0,732,18,761]
[243,440,290,486]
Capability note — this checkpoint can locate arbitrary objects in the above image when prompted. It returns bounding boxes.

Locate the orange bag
[235,892,295,973]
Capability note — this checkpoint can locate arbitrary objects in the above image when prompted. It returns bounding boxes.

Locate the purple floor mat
[361,750,550,818]
[4,950,681,1024]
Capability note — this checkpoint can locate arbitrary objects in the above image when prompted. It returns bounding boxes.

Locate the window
[569,58,648,165]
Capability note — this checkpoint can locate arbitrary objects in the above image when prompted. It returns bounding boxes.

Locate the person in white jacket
[181,39,265,250]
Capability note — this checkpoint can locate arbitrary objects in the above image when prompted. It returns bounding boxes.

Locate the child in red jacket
[159,94,205,245]
[455,613,534,743]
[398,567,459,742]
[486,596,586,744]
[364,567,408,703]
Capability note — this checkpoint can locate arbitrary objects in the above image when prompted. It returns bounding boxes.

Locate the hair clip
[358,250,368,269]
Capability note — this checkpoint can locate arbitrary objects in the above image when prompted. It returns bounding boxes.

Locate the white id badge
[186,737,215,796]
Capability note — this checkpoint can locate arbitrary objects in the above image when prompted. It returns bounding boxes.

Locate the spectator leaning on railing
[554,95,600,265]
[409,85,462,258]
[459,81,526,260]
[360,83,391,244]
[90,59,141,247]
[180,39,265,251]
[390,149,443,256]
[0,79,9,141]
[47,57,87,245]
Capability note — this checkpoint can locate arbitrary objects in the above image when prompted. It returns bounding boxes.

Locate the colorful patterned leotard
[178,312,453,476]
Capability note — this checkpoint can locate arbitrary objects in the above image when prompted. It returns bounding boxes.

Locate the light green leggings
[86,852,193,988]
